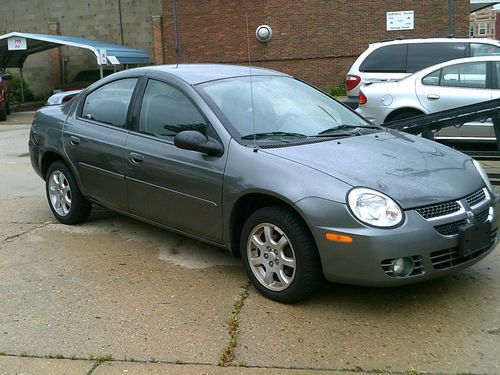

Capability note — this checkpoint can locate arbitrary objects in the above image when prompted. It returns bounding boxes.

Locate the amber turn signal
[325,232,353,243]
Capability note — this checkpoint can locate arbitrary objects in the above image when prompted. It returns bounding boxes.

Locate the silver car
[29,64,499,303]
[356,56,500,143]
[345,38,500,109]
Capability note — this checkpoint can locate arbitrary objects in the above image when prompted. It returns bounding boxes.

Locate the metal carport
[0,32,150,100]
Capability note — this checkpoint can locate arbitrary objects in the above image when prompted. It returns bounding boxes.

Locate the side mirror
[174,130,223,157]
[1,74,12,81]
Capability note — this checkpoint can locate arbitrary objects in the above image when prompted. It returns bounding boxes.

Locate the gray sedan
[29,64,499,302]
[356,56,500,143]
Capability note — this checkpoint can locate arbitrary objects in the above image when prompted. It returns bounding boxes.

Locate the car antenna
[245,11,258,153]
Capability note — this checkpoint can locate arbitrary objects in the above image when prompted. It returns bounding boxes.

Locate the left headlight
[347,187,404,228]
[472,159,494,194]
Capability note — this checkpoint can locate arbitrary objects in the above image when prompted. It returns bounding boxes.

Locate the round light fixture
[392,257,414,277]
[256,25,272,43]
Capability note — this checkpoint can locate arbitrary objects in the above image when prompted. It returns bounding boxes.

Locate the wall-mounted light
[256,25,272,43]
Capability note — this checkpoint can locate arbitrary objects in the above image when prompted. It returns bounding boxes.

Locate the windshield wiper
[316,124,379,136]
[241,131,308,140]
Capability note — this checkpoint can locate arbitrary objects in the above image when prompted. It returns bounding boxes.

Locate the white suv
[345,38,500,109]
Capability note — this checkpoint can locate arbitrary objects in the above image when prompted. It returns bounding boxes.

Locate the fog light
[392,257,414,277]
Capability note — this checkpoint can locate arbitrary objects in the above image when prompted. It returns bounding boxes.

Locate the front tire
[46,161,92,224]
[241,206,321,303]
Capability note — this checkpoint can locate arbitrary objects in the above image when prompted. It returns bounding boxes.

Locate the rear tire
[46,161,92,224]
[241,205,321,303]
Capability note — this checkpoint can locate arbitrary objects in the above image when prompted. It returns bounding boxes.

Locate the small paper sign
[8,37,27,50]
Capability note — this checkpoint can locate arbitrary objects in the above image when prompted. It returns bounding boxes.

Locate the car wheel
[241,205,321,303]
[46,161,92,224]
[0,106,6,121]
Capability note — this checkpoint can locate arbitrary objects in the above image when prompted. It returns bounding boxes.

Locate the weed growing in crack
[219,281,250,367]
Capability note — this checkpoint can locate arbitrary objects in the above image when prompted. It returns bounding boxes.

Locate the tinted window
[81,78,137,127]
[440,62,487,89]
[495,62,500,89]
[407,43,466,73]
[422,69,441,86]
[138,79,208,139]
[359,45,407,73]
[471,43,500,56]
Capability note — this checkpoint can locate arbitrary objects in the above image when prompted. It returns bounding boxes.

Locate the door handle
[68,136,80,146]
[427,94,440,100]
[129,152,144,164]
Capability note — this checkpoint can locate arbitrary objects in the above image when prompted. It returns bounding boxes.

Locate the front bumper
[295,191,499,286]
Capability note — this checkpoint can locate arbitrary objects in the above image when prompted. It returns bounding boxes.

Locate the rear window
[359,45,407,73]
[470,43,500,56]
[407,43,466,73]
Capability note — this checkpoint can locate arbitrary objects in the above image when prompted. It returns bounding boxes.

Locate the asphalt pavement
[0,112,499,374]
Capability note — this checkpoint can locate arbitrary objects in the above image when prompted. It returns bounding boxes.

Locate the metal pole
[118,0,125,45]
[99,64,103,79]
[448,0,454,37]
[172,0,180,65]
[19,67,25,103]
[493,117,500,151]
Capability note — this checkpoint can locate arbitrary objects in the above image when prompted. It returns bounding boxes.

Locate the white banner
[7,37,27,50]
[99,49,107,65]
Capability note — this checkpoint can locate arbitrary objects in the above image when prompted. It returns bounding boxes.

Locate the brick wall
[0,0,161,96]
[161,0,469,89]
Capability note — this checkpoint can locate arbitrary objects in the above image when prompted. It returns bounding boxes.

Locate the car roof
[368,37,500,48]
[414,55,500,75]
[134,64,289,85]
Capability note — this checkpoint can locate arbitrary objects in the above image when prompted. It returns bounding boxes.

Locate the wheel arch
[384,107,425,123]
[228,192,315,259]
[40,150,83,191]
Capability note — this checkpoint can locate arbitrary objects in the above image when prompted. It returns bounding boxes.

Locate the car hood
[261,131,483,209]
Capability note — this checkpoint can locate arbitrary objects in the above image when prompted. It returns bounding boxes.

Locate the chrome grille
[475,209,490,223]
[430,230,497,270]
[416,201,460,219]
[380,256,424,277]
[434,219,467,236]
[466,189,486,207]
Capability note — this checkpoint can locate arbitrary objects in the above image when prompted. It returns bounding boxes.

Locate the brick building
[160,0,469,89]
[0,0,469,95]
[469,6,496,38]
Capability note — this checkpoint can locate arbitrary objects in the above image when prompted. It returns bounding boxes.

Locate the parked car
[0,72,12,121]
[345,38,500,109]
[54,69,114,93]
[29,64,499,303]
[356,55,500,143]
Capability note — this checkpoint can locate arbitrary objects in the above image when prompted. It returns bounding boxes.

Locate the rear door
[416,61,492,140]
[63,77,140,211]
[124,76,227,243]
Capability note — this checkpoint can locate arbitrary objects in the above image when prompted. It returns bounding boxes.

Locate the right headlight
[347,187,404,228]
[472,159,494,194]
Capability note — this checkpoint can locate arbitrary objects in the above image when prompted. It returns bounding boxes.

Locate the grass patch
[95,354,113,364]
[219,281,250,367]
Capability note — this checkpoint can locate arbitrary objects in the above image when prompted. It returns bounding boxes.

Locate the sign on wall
[387,11,414,31]
[7,37,27,50]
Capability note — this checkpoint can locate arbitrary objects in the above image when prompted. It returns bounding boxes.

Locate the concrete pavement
[1,112,499,374]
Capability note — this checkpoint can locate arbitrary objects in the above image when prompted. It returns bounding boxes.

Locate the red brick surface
[161,0,469,88]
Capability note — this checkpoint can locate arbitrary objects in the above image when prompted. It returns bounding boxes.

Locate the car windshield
[198,76,374,140]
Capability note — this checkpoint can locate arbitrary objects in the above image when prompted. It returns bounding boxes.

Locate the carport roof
[0,32,150,68]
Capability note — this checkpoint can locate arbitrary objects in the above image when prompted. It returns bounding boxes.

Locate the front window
[198,76,374,141]
[471,43,500,56]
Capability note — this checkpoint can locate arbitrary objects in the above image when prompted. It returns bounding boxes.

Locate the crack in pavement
[219,280,251,367]
[0,352,493,374]
[2,221,52,243]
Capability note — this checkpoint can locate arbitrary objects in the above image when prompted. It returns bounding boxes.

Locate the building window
[479,23,487,35]
[470,25,475,37]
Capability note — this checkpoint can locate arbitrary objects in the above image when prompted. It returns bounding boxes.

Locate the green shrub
[328,85,347,97]
[7,74,34,103]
